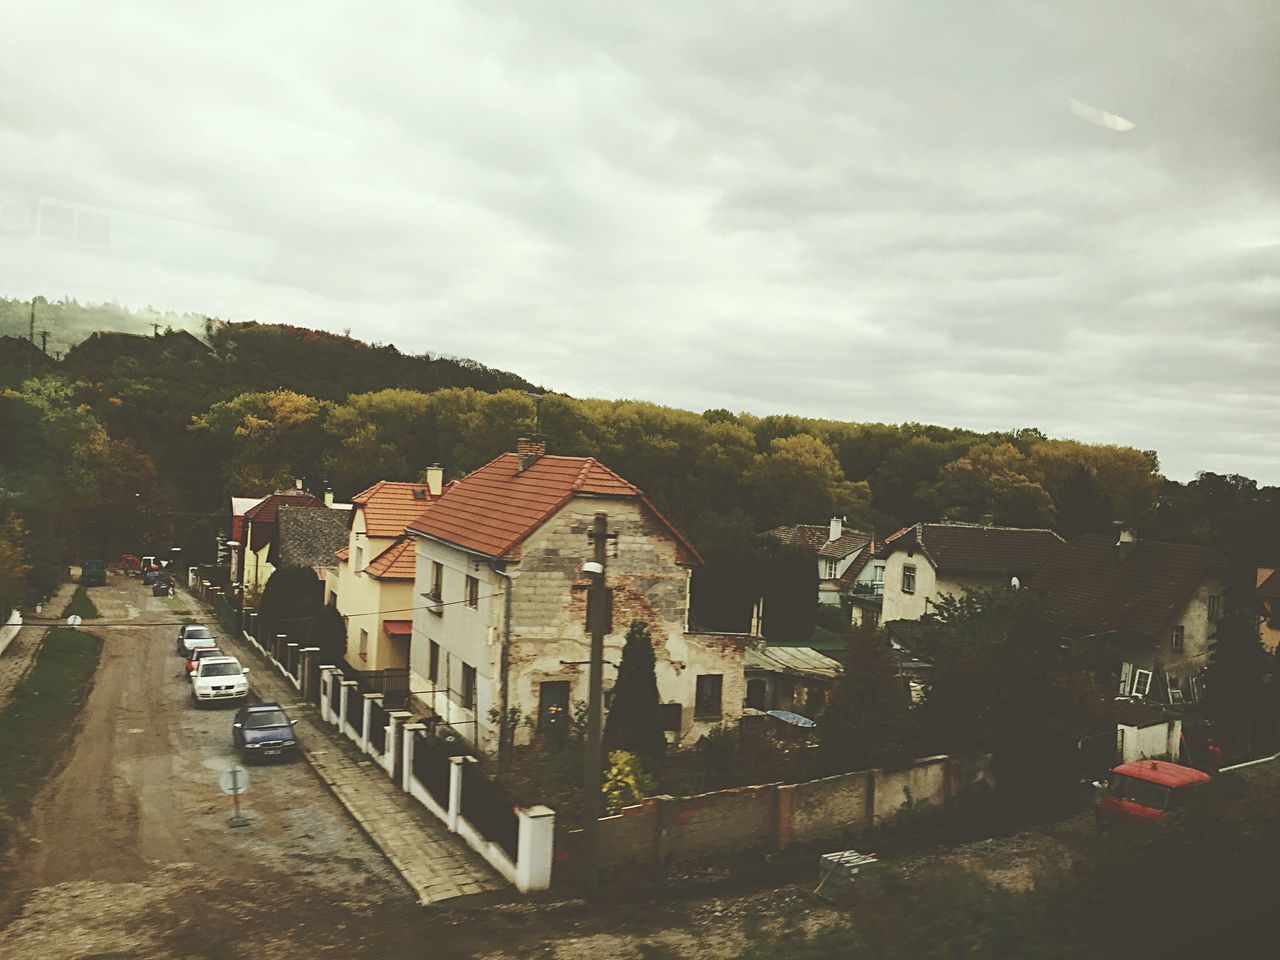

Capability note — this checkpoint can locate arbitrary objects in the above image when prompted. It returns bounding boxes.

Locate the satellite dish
[1010,576,1021,590]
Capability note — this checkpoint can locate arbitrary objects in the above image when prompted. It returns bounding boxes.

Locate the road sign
[66,615,82,627]
[219,766,250,796]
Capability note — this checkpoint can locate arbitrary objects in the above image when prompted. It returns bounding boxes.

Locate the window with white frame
[824,558,838,579]
[1171,625,1185,651]
[902,564,917,595]
[1132,669,1153,698]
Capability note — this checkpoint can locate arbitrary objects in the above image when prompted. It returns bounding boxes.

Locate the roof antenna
[525,391,544,436]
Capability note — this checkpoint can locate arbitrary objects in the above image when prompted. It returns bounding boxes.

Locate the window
[328,591,337,609]
[1208,595,1221,623]
[428,640,439,684]
[461,663,476,710]
[902,564,917,595]
[1171,625,1185,651]
[538,680,570,733]
[1132,669,1153,698]
[354,546,364,572]
[823,558,838,579]
[873,564,884,583]
[430,561,443,599]
[358,628,368,660]
[695,674,723,719]
[465,574,479,608]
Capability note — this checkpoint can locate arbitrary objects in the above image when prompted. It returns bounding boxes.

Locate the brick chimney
[517,436,546,472]
[424,464,443,497]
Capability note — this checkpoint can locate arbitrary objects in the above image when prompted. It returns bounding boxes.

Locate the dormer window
[824,559,838,579]
[412,487,428,500]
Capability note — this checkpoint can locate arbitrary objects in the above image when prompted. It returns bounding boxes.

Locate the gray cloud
[1,1,1278,483]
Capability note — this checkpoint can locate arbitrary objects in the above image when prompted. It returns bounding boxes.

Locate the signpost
[219,765,251,827]
[66,615,82,627]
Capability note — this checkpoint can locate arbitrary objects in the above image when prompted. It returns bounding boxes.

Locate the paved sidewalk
[0,581,78,711]
[206,607,506,906]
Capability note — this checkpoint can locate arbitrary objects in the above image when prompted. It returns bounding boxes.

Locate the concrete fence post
[402,723,427,793]
[654,795,678,865]
[448,756,476,834]
[317,666,335,722]
[361,694,378,754]
[387,710,412,781]
[515,805,556,892]
[298,647,319,699]
[286,642,300,681]
[337,679,350,733]
[274,633,287,662]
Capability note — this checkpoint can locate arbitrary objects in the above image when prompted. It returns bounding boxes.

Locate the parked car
[232,702,300,760]
[80,560,107,586]
[1094,760,1212,824]
[191,656,250,706]
[177,624,217,656]
[186,646,223,678]
[153,576,175,597]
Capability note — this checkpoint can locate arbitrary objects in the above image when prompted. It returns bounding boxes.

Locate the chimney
[323,484,334,508]
[979,514,995,527]
[1116,525,1137,561]
[517,436,546,472]
[294,478,303,490]
[828,516,843,542]
[425,464,444,497]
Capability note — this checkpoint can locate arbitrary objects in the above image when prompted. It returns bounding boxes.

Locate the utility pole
[39,331,48,354]
[29,298,36,343]
[582,511,612,891]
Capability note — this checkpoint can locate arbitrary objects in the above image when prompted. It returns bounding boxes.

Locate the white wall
[0,608,21,658]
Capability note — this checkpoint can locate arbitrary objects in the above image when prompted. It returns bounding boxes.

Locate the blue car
[231,702,299,760]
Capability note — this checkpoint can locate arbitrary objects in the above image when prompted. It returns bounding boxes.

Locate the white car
[191,656,250,705]
[177,624,217,656]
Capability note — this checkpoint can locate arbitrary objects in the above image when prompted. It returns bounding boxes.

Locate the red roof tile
[406,453,701,564]
[243,492,321,525]
[881,522,1062,574]
[766,523,873,559]
[336,546,349,561]
[351,480,435,538]
[363,536,416,581]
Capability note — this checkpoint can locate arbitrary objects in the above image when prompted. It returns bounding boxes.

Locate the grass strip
[0,627,103,818]
[63,585,100,620]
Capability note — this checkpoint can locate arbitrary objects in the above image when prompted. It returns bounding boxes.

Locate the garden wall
[558,753,993,880]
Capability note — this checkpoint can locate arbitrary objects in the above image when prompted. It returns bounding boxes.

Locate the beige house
[1029,531,1224,704]
[404,438,754,756]
[325,476,441,676]
[879,521,1063,622]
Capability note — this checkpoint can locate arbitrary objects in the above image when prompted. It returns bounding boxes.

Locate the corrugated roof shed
[746,645,842,680]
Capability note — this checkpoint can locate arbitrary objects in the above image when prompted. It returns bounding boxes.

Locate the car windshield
[1110,774,1173,810]
[193,649,221,659]
[244,710,289,729]
[200,663,242,677]
[186,627,213,639]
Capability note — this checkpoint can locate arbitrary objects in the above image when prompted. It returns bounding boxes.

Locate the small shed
[745,645,841,717]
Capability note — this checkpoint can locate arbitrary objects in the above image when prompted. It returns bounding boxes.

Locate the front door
[539,680,570,739]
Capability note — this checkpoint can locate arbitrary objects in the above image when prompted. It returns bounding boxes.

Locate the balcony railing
[846,582,885,597]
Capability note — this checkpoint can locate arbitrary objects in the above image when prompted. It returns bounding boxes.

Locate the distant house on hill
[878,521,1064,622]
[764,518,885,626]
[63,328,209,370]
[0,335,56,382]
[1029,531,1224,704]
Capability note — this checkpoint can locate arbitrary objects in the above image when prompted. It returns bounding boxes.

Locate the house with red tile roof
[404,438,753,755]
[878,521,1064,623]
[238,490,324,592]
[325,470,443,679]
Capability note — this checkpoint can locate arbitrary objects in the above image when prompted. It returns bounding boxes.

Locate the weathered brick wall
[667,784,778,861]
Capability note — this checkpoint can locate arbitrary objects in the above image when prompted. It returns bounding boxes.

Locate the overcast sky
[2,1,1278,483]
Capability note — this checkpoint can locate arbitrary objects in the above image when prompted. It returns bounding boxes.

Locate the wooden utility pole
[39,330,48,354]
[582,511,611,890]
[29,298,36,343]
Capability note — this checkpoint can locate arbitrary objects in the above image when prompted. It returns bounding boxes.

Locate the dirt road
[0,577,414,959]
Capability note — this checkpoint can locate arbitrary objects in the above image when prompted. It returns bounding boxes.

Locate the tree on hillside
[604,620,665,765]
[257,566,325,644]
[818,620,918,774]
[934,443,1054,528]
[1054,464,1113,540]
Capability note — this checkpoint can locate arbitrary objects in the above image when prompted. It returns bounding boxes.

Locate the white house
[879,521,1063,623]
[403,438,754,756]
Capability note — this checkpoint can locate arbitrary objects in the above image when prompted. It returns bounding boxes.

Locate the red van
[1095,760,1211,823]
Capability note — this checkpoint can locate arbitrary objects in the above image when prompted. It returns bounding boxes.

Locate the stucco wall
[557,753,994,878]
[330,510,411,674]
[881,553,1008,623]
[1153,579,1223,681]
